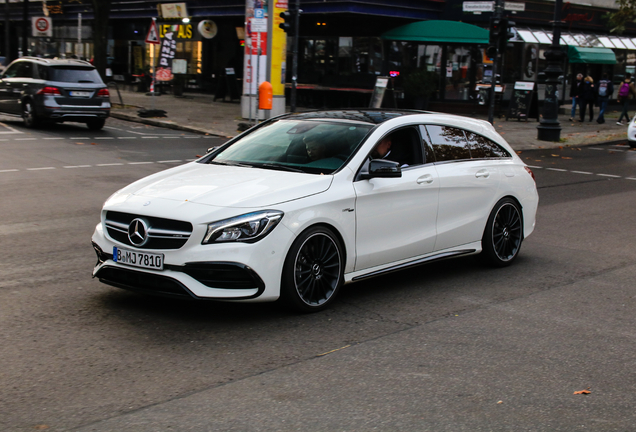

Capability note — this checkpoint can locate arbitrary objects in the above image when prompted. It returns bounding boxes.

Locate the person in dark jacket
[569,73,583,121]
[579,75,595,122]
[596,73,614,124]
[617,73,636,125]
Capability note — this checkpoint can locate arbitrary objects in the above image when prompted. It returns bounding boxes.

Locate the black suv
[0,57,110,130]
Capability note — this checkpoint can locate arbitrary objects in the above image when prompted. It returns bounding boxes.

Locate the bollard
[259,81,273,110]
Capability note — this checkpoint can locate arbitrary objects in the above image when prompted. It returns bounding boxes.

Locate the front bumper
[91,219,293,302]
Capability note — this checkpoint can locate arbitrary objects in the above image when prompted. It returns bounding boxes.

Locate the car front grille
[105,211,193,250]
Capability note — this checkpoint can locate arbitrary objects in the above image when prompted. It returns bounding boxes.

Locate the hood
[118,162,333,208]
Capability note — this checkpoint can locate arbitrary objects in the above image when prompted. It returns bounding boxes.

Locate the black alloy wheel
[481,197,523,267]
[281,226,344,312]
[22,101,39,128]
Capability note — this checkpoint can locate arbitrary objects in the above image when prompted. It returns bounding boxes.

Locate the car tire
[629,140,636,149]
[87,119,106,130]
[280,226,345,313]
[22,100,40,128]
[480,197,523,267]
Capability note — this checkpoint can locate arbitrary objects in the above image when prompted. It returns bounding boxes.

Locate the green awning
[568,46,617,64]
[381,20,489,44]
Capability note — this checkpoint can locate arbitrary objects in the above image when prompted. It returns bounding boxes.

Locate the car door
[422,125,503,252]
[353,126,440,271]
[0,62,21,114]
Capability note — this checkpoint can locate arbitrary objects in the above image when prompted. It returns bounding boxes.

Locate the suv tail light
[37,86,61,96]
[97,88,110,97]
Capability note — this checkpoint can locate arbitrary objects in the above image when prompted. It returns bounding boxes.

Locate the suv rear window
[38,66,103,83]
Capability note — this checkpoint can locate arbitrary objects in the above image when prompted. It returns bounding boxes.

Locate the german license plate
[113,246,163,270]
[70,91,91,97]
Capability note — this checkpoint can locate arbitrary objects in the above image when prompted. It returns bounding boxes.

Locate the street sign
[145,19,160,44]
[463,1,494,12]
[32,17,52,37]
[504,2,526,11]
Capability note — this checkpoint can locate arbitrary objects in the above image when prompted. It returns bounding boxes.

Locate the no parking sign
[32,17,52,37]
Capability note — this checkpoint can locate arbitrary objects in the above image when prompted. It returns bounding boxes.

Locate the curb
[110,111,236,138]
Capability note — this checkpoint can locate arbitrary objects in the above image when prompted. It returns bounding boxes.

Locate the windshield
[208,119,372,174]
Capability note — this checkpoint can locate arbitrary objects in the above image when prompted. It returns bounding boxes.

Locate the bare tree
[607,0,636,33]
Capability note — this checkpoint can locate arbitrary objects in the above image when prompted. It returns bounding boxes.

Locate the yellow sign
[271,1,287,96]
[159,24,193,40]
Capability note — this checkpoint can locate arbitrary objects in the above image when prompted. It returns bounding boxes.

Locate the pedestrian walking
[596,73,614,124]
[569,73,583,121]
[579,75,595,122]
[617,73,636,125]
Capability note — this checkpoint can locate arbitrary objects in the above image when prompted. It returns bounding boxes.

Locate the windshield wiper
[207,160,253,168]
[251,163,306,173]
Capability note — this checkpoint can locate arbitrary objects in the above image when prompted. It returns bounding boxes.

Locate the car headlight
[202,210,284,244]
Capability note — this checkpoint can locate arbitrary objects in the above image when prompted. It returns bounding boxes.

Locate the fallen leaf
[76,142,84,145]
[497,400,503,404]
[562,157,572,159]
[559,146,564,149]
[516,151,523,155]
[573,387,591,395]
[91,142,97,145]
[551,154,559,157]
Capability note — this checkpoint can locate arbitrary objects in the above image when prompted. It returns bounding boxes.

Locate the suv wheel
[22,101,40,128]
[87,119,105,131]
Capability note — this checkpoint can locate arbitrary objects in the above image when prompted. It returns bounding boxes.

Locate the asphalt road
[1,117,636,431]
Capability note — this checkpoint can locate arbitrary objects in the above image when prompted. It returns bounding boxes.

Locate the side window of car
[465,131,511,158]
[3,63,19,78]
[424,125,471,162]
[16,62,33,78]
[371,126,424,167]
[36,65,49,80]
[418,125,436,163]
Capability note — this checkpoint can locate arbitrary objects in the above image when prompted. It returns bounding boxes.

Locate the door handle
[416,174,434,184]
[475,169,490,178]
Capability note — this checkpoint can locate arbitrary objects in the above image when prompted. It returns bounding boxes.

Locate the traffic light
[498,18,515,53]
[486,45,497,59]
[489,18,501,45]
[279,10,295,34]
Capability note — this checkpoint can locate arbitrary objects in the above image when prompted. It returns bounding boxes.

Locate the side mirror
[360,159,402,180]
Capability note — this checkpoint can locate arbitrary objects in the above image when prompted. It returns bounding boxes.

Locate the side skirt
[349,249,477,282]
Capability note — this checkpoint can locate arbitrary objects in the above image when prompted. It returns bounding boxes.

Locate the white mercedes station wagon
[92,110,538,312]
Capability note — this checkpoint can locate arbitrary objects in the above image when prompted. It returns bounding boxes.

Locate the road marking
[141,136,159,139]
[117,137,137,139]
[589,148,605,151]
[43,137,65,140]
[15,138,36,141]
[157,160,182,163]
[0,169,19,173]
[182,136,200,139]
[128,161,154,165]
[27,167,55,171]
[546,168,567,172]
[597,173,621,178]
[96,163,124,166]
[70,137,90,140]
[570,170,593,175]
[63,165,92,168]
[93,137,114,140]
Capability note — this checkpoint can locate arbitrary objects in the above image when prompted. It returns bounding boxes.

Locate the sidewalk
[110,88,630,150]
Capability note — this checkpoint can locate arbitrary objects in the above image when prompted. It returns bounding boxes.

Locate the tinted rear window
[40,66,103,83]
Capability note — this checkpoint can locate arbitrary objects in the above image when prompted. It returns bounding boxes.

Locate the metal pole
[22,0,28,56]
[487,0,502,125]
[290,0,299,113]
[537,0,564,141]
[78,13,81,58]
[5,0,10,63]
[248,34,253,126]
[255,45,260,123]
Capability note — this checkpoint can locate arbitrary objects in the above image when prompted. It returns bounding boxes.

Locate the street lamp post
[537,0,565,141]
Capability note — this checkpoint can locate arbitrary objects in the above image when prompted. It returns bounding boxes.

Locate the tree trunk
[91,0,111,81]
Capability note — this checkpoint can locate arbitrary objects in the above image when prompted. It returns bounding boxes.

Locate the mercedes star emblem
[127,218,149,246]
